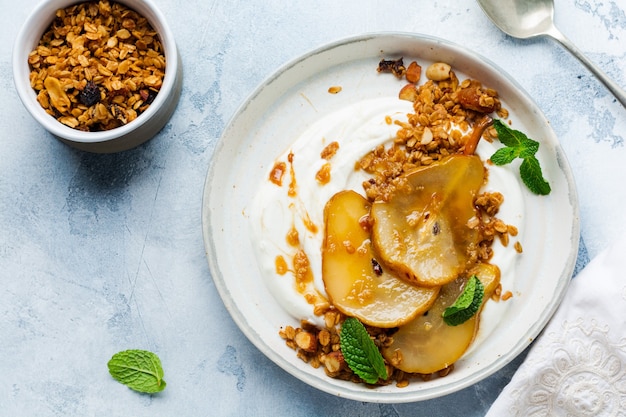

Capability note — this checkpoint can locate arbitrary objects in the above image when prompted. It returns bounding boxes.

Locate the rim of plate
[201,32,580,403]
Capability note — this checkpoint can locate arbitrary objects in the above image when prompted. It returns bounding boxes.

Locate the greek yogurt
[249,97,524,337]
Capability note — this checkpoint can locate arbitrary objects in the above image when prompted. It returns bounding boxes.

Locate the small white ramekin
[13,0,182,153]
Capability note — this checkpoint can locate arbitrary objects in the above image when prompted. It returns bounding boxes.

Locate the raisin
[377,58,406,78]
[78,81,101,107]
[140,88,159,105]
[371,259,383,276]
[147,89,158,104]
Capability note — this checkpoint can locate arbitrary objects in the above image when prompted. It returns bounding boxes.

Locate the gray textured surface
[1,0,625,415]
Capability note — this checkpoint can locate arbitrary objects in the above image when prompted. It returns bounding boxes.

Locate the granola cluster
[27,1,165,131]
[280,309,455,387]
[359,64,508,203]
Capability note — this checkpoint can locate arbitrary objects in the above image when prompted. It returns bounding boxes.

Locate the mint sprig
[107,349,166,393]
[340,317,388,384]
[490,119,551,195]
[442,275,484,326]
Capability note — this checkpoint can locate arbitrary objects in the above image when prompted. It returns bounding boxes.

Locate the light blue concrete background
[1,0,625,415]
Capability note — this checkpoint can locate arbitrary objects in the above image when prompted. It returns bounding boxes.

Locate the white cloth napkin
[486,235,626,417]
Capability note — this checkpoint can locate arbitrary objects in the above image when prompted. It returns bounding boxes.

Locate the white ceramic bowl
[12,0,182,153]
[202,33,579,402]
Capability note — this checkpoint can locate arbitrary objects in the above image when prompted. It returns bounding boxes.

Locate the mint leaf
[493,119,526,147]
[518,139,540,159]
[490,119,551,195]
[108,349,166,393]
[490,146,518,165]
[520,156,551,195]
[442,276,484,326]
[492,119,539,158]
[340,318,388,384]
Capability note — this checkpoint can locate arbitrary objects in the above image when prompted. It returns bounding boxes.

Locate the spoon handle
[546,25,626,108]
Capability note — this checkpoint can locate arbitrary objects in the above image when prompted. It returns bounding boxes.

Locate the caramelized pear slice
[371,155,485,287]
[381,263,500,374]
[322,190,439,328]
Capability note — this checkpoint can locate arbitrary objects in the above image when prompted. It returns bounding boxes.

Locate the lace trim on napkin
[509,317,626,416]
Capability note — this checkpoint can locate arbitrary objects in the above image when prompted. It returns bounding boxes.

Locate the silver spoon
[476,0,626,108]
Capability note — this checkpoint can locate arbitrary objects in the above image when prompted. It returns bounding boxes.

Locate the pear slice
[370,155,485,287]
[322,190,439,328]
[381,262,500,374]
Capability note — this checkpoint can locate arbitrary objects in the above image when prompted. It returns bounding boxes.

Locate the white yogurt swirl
[249,97,523,336]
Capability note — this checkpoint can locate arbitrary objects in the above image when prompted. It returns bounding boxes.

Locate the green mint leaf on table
[108,349,166,393]
[442,275,484,326]
[340,317,388,384]
[490,119,551,195]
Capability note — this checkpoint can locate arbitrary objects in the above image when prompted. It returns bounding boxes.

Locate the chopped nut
[405,61,422,84]
[294,330,317,352]
[323,351,346,373]
[398,84,418,102]
[420,127,434,145]
[425,62,451,81]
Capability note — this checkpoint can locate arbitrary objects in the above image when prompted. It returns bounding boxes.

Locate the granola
[27,0,165,131]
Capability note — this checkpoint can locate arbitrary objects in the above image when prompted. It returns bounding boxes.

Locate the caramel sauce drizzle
[286,225,299,246]
[269,149,328,312]
[301,209,318,234]
[287,151,297,197]
[274,255,288,275]
[315,162,332,185]
[269,161,286,186]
